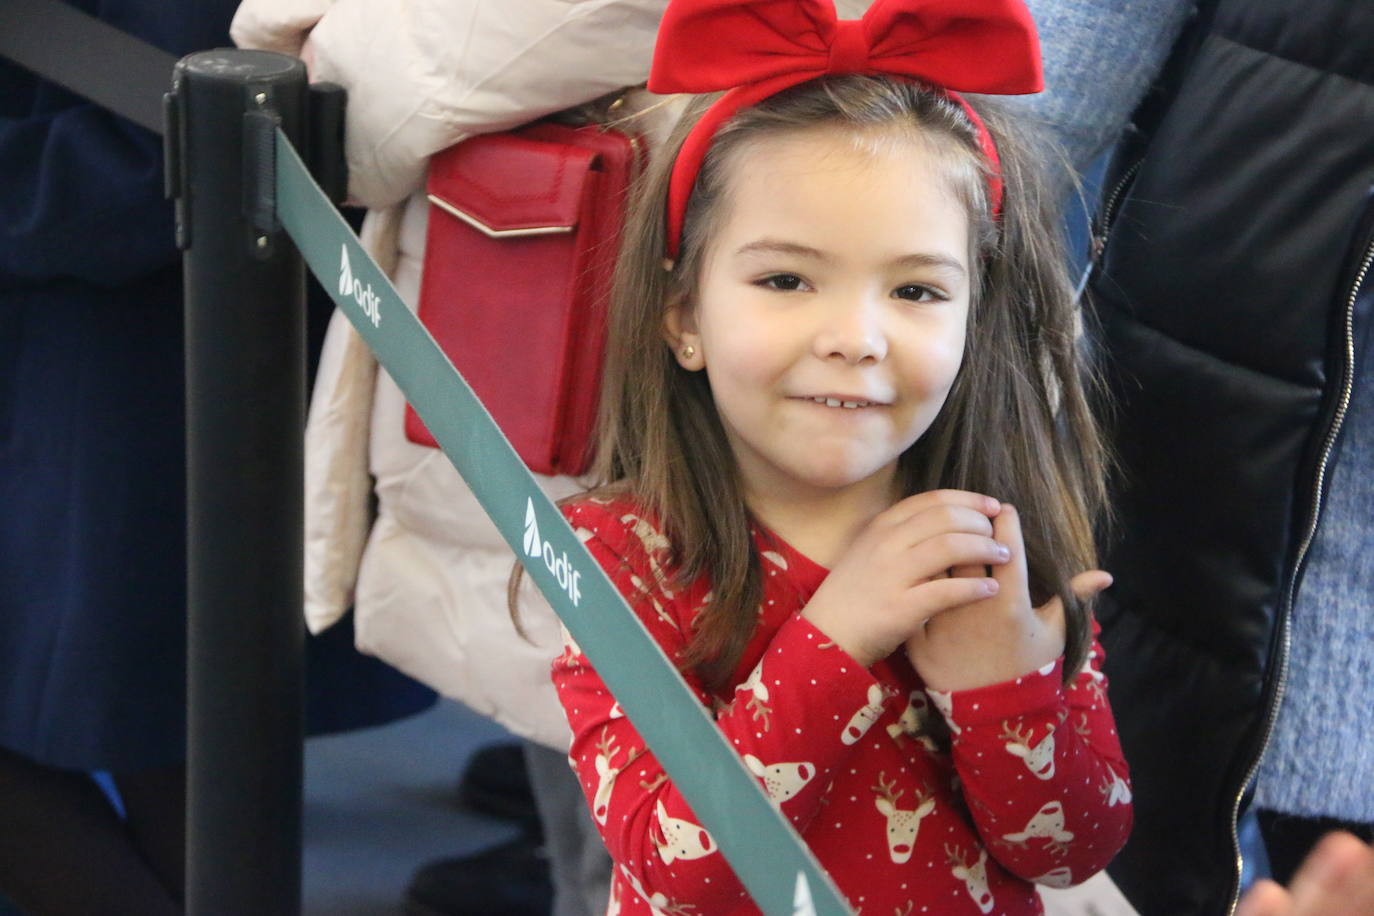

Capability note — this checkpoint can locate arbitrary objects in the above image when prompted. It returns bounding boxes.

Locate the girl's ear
[663,297,705,371]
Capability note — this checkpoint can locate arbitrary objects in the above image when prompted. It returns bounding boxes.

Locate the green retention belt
[275,129,853,916]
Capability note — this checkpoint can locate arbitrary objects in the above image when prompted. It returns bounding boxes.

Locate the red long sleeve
[553,499,1131,915]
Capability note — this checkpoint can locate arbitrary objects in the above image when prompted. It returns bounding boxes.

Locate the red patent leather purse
[405,119,644,475]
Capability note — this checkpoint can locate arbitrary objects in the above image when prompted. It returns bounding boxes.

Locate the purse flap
[426,133,598,236]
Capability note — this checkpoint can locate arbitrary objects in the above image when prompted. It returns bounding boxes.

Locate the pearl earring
[681,345,695,360]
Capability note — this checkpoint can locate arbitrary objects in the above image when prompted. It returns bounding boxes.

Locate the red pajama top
[553,498,1133,916]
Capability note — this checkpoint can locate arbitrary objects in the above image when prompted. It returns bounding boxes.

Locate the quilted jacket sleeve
[234,0,670,209]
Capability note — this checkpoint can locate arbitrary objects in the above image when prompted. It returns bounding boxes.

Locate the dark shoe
[403,837,553,916]
[458,743,539,828]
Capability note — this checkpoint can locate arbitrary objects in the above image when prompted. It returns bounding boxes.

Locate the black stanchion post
[166,50,307,916]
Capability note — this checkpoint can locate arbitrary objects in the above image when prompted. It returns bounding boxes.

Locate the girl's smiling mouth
[793,396,889,409]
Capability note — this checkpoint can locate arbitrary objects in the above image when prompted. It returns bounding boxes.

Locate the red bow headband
[648,0,1045,260]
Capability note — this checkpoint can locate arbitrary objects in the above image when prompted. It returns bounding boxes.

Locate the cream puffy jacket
[230,0,675,749]
[226,0,909,752]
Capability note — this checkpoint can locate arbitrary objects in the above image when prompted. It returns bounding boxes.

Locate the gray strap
[0,0,173,134]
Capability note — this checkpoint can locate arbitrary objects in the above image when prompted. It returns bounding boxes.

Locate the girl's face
[668,126,971,508]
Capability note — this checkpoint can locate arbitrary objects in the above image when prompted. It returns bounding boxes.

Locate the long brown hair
[547,75,1109,690]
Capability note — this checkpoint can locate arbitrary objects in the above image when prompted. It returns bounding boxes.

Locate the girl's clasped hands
[804,489,1112,690]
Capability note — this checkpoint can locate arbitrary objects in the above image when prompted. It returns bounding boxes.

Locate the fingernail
[982,579,1000,596]
[984,497,1001,514]
[996,543,1010,561]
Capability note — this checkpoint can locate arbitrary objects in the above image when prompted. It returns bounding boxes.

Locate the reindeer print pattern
[1001,800,1075,858]
[842,683,891,745]
[924,687,959,735]
[1031,866,1074,889]
[619,866,696,916]
[553,498,1133,916]
[1073,645,1110,706]
[946,844,995,914]
[761,550,789,571]
[591,728,625,826]
[620,513,676,593]
[887,690,940,753]
[744,754,815,806]
[629,573,678,632]
[1000,721,1057,780]
[872,773,937,864]
[1099,770,1132,807]
[654,800,717,864]
[737,661,773,731]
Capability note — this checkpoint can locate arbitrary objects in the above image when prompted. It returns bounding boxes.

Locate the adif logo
[338,244,381,327]
[524,499,582,606]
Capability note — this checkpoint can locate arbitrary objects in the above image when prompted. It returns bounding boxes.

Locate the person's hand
[1236,832,1374,916]
[904,503,1112,691]
[800,490,1008,668]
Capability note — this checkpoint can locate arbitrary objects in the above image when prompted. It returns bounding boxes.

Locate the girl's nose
[814,300,888,365]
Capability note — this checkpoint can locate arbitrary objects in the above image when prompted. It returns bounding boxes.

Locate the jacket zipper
[1092,159,1143,260]
[1223,235,1374,915]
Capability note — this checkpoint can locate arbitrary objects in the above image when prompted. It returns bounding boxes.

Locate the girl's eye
[757,274,811,292]
[893,284,944,303]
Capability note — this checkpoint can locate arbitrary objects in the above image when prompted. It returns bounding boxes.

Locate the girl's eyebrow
[734,238,966,278]
[892,252,967,278]
[734,239,834,262]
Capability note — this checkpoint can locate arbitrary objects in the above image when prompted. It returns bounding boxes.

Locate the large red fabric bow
[649,0,1044,258]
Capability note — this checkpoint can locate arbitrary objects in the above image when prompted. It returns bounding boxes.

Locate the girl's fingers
[903,575,999,629]
[882,489,1002,528]
[1036,569,1113,622]
[1068,569,1114,602]
[906,533,1010,582]
[893,504,996,551]
[1033,570,1112,634]
[989,503,1029,599]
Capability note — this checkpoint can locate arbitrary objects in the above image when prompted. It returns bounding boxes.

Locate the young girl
[550,1,1132,912]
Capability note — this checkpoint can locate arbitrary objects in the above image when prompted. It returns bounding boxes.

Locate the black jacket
[1087,2,1374,914]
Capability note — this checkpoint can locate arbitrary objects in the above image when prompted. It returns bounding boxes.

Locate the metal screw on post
[166,48,307,916]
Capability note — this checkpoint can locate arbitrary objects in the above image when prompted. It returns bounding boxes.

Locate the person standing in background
[1010,1,1374,913]
[0,2,237,912]
[0,3,436,911]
